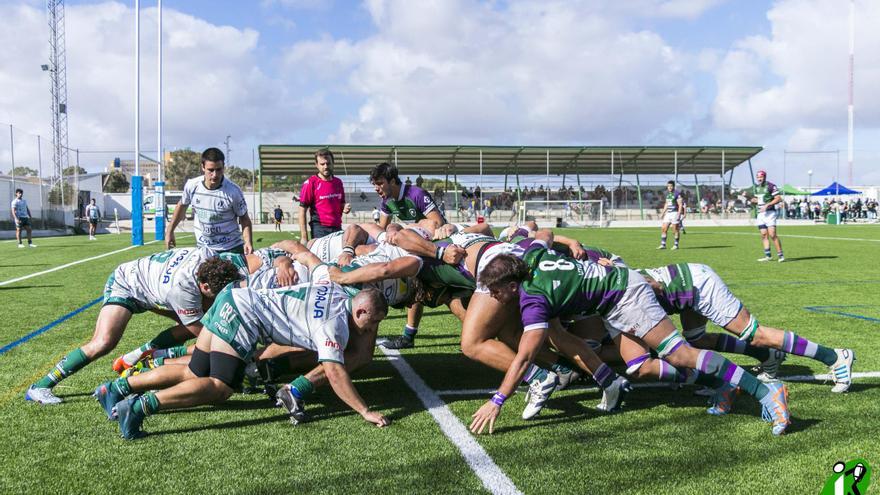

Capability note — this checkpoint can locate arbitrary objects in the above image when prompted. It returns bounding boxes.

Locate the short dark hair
[354,287,389,316]
[479,254,530,290]
[15,188,23,194]
[315,148,334,163]
[667,180,675,187]
[201,147,225,165]
[370,162,401,185]
[197,257,242,295]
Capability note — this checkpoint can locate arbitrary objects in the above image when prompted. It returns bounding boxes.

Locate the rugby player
[371,162,446,229]
[166,147,253,255]
[658,180,684,250]
[752,170,785,262]
[96,283,389,439]
[26,249,240,405]
[641,263,854,392]
[471,241,791,436]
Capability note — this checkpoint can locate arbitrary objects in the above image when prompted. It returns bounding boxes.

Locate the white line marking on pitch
[0,238,173,287]
[380,347,522,495]
[705,231,880,242]
[436,371,880,396]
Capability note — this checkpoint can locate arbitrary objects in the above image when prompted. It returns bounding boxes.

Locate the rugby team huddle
[25,148,856,440]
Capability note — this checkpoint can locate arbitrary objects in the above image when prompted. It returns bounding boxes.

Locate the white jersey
[11,198,29,219]
[181,176,248,252]
[347,242,422,305]
[309,229,378,263]
[117,247,213,325]
[223,282,350,363]
[86,204,100,220]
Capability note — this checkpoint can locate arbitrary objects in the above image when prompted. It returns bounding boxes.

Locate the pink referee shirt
[299,175,346,228]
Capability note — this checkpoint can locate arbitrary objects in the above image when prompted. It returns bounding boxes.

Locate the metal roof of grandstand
[258,145,762,176]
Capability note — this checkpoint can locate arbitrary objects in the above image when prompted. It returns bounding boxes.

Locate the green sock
[168,345,189,358]
[289,375,315,400]
[133,392,160,416]
[153,357,166,367]
[742,344,770,362]
[33,348,91,389]
[111,377,132,396]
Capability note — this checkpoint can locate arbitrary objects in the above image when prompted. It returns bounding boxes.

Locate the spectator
[416,175,424,188]
[360,191,367,202]
[298,148,351,242]
[372,206,380,223]
[273,205,283,232]
[85,198,100,240]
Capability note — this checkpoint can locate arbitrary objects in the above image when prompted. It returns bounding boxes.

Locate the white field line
[0,237,188,287]
[379,347,522,495]
[436,371,880,396]
[704,231,880,242]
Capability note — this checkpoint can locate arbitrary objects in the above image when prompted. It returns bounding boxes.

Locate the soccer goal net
[518,200,605,227]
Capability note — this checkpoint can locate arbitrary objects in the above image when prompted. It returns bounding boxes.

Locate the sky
[0,0,878,188]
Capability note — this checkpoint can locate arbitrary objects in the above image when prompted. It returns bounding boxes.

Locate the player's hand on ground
[470,401,500,435]
[337,252,354,267]
[443,245,466,265]
[362,411,391,427]
[165,232,176,249]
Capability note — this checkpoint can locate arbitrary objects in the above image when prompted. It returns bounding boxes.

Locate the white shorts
[603,271,667,339]
[691,264,742,328]
[309,231,344,262]
[474,242,525,293]
[662,211,681,225]
[756,209,778,229]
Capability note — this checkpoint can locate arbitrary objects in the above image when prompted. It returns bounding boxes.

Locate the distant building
[105,152,169,188]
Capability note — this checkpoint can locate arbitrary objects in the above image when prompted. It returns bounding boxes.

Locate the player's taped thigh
[188,347,210,377]
[655,332,686,359]
[738,315,759,343]
[209,351,245,388]
[682,325,707,343]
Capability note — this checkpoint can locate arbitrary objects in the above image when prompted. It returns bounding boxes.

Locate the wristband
[490,392,507,407]
[436,245,446,260]
[341,246,355,256]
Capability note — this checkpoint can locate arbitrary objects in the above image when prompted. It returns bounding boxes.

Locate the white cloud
[282,0,703,145]
[0,1,316,172]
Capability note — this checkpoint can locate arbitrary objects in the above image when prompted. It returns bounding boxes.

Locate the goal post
[518,200,605,227]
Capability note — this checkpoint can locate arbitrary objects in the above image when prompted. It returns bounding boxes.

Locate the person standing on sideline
[657,180,684,250]
[298,148,350,242]
[85,198,100,240]
[11,188,35,248]
[273,205,283,232]
[752,170,785,262]
[372,206,380,223]
[166,147,253,255]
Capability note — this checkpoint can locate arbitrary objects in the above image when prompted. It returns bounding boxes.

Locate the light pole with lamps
[807,169,813,194]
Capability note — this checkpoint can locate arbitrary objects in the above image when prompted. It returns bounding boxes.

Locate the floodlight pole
[37,135,45,224]
[721,149,726,218]
[9,125,15,192]
[610,149,614,220]
[848,0,854,186]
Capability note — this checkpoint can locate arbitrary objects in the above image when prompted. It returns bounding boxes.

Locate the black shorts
[310,223,341,240]
[89,219,98,226]
[16,218,31,228]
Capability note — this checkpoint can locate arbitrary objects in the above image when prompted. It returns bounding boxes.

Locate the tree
[62,165,87,176]
[48,181,75,206]
[104,170,129,193]
[164,149,201,190]
[226,166,253,190]
[9,166,37,177]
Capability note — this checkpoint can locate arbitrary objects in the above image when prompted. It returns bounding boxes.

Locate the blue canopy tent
[811,182,862,196]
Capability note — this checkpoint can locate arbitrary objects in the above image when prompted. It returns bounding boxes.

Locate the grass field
[0,225,878,494]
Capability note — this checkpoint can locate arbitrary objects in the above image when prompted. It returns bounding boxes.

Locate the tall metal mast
[47,0,70,202]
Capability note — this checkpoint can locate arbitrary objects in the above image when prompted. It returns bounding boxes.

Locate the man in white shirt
[166,148,253,255]
[11,188,35,248]
[85,198,100,240]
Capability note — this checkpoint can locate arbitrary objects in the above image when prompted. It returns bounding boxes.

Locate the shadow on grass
[147,413,290,437]
[0,284,64,291]
[0,264,51,267]
[384,310,454,320]
[682,245,733,250]
[780,256,839,262]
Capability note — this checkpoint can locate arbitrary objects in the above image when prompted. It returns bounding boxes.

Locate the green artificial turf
[0,225,878,494]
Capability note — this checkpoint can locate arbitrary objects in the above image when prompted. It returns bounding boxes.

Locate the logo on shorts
[177,308,200,317]
[820,459,871,495]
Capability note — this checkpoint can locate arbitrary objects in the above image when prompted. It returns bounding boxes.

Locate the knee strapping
[682,325,707,343]
[188,348,210,378]
[656,332,685,359]
[625,353,650,375]
[738,316,758,343]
